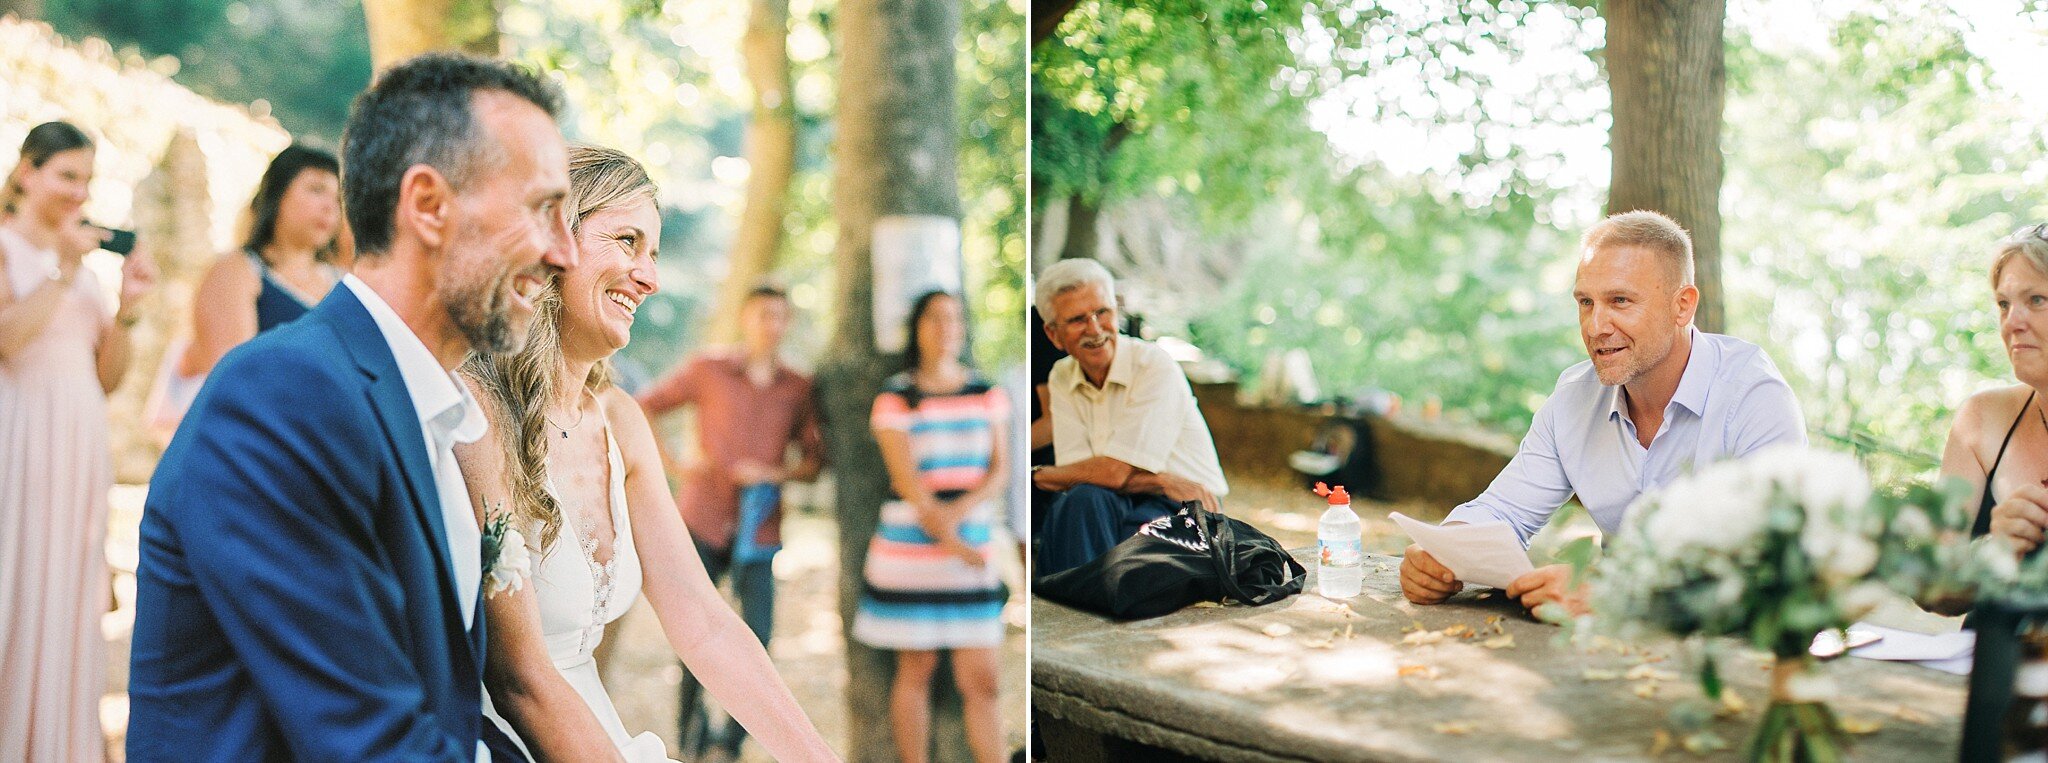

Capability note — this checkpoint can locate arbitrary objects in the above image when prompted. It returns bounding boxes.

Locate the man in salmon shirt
[638,283,823,761]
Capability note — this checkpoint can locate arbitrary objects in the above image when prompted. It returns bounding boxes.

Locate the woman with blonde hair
[1950,224,2048,557]
[455,144,835,762]
[0,120,157,761]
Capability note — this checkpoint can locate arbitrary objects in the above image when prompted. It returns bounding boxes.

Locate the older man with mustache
[1399,210,1807,616]
[1030,258,1228,577]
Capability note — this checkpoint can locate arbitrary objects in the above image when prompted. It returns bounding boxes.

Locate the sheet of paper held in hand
[1390,512,1534,590]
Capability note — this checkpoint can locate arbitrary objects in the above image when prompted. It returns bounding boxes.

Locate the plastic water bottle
[1314,482,1363,599]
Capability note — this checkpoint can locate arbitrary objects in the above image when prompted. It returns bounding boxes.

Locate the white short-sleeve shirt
[1049,335,1228,495]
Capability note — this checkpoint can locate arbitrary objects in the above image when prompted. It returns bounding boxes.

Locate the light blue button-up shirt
[1443,328,1807,545]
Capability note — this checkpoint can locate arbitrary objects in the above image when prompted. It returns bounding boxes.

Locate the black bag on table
[1034,501,1306,620]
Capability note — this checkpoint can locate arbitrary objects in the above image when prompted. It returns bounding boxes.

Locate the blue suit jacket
[127,286,502,761]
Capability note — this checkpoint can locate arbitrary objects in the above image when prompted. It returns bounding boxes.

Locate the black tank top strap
[1974,390,2035,537]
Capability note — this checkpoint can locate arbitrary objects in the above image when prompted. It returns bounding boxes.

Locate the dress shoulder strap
[1974,390,2034,537]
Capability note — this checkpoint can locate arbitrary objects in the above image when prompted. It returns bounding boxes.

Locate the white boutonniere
[480,505,531,598]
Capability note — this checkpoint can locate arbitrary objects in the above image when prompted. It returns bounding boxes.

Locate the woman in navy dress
[151,145,341,439]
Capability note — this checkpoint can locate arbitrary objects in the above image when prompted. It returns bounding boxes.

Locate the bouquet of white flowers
[1592,444,1983,762]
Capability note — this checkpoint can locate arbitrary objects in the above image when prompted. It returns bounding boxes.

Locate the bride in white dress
[453,145,836,762]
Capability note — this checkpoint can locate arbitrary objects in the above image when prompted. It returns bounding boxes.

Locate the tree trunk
[1059,195,1099,260]
[1031,0,1079,47]
[361,0,501,71]
[1603,0,1727,333]
[706,0,798,346]
[817,1,967,761]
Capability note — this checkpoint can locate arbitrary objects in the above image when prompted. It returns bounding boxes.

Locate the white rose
[1892,508,1935,541]
[1839,581,1892,620]
[1821,535,1878,583]
[1637,459,1771,554]
[487,528,533,597]
[1976,535,2022,582]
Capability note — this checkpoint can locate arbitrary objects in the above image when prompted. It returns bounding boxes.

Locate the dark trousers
[1033,485,1178,578]
[678,535,776,757]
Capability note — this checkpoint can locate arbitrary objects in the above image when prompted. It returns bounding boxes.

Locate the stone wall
[1,16,291,482]
[1192,380,1517,512]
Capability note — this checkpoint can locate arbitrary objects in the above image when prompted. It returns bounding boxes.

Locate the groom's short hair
[341,53,562,258]
[1580,209,1695,290]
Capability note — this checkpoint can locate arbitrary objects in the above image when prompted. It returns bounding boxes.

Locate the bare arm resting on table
[604,388,839,762]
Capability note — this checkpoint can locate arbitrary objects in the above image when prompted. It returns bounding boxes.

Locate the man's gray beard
[443,274,520,355]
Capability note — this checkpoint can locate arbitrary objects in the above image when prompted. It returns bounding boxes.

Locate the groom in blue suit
[127,53,576,761]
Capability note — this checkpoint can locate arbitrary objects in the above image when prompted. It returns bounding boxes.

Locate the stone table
[1032,551,1967,762]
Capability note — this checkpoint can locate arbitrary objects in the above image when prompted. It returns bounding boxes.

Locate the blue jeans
[1033,485,1179,577]
[678,535,776,757]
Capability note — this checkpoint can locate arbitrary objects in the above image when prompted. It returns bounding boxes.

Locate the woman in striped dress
[854,289,1011,763]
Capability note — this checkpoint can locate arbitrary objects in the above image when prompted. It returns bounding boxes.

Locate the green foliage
[1721,5,2048,480]
[1033,0,1342,221]
[1038,0,2048,469]
[500,0,1022,379]
[43,0,372,143]
[961,0,1028,371]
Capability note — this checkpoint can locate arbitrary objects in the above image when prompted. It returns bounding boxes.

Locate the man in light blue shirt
[1400,210,1807,615]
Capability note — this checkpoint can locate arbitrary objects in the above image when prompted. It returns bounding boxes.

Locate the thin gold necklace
[543,389,590,439]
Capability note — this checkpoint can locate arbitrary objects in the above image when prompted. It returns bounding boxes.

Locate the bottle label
[1320,536,1363,568]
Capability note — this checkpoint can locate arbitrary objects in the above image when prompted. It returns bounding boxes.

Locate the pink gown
[0,227,113,762]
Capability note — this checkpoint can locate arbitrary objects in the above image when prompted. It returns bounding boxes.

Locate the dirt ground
[97,485,1028,761]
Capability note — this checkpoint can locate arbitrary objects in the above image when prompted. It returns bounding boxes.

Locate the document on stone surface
[1389,512,1534,590]
[1844,622,1975,663]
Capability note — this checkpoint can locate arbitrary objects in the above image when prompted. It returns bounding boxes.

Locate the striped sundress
[852,373,1010,650]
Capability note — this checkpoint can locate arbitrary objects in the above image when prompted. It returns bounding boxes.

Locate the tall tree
[815,0,970,759]
[361,0,499,70]
[706,0,798,345]
[0,0,40,19]
[1604,0,1728,333]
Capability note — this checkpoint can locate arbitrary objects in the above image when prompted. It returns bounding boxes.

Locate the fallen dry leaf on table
[1481,634,1515,649]
[1262,623,1294,638]
[1889,705,1931,725]
[1648,730,1673,756]
[1484,615,1506,634]
[1402,630,1445,646]
[1398,664,1441,680]
[1581,668,1623,681]
[1190,601,1224,609]
[1432,721,1474,735]
[1632,683,1659,699]
[1624,664,1678,682]
[1402,621,1426,633]
[1679,732,1728,754]
[1343,622,1355,640]
[1717,690,1748,717]
[1443,624,1473,638]
[1840,717,1883,735]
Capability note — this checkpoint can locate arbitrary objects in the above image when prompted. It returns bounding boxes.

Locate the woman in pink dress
[0,121,157,761]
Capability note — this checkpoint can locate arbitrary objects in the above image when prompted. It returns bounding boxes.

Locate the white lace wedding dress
[483,424,675,762]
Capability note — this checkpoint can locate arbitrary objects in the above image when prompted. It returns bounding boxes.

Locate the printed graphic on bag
[1136,512,1209,553]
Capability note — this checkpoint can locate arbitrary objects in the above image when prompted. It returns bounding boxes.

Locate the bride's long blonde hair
[461,144,656,551]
